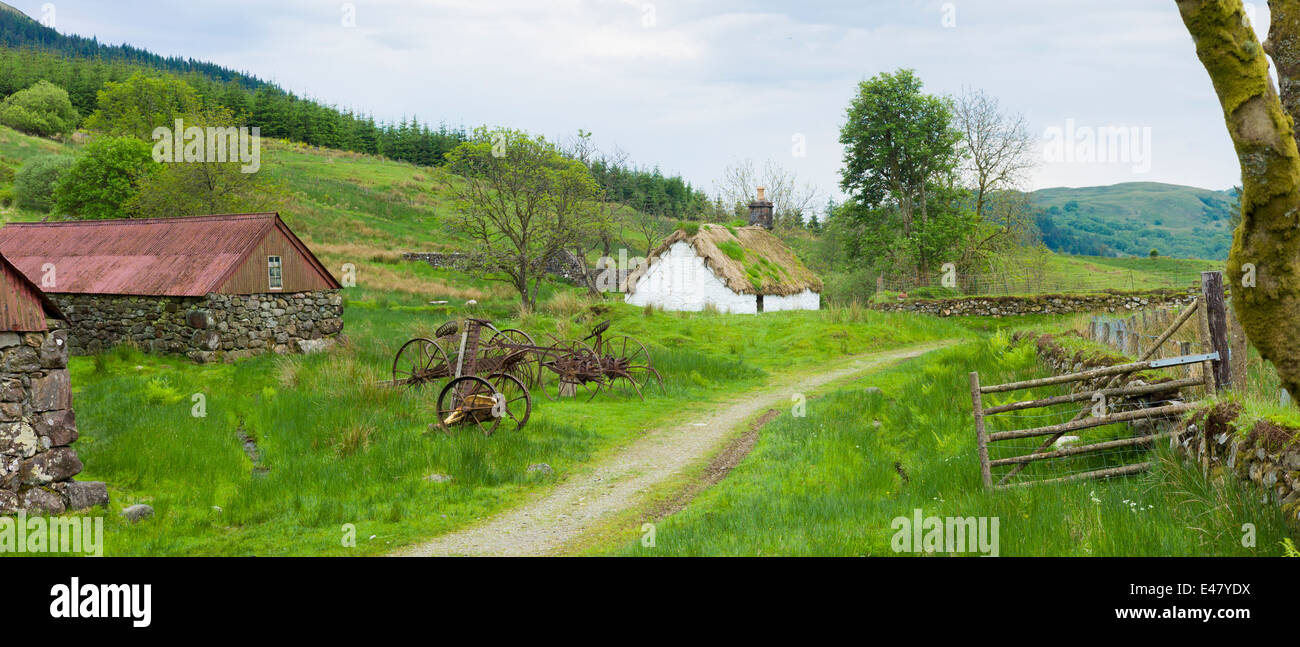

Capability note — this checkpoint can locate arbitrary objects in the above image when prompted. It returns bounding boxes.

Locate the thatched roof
[625,224,822,297]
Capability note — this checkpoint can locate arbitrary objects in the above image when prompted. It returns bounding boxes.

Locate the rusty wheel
[539,339,601,401]
[392,338,452,389]
[602,335,661,400]
[485,328,541,389]
[435,373,529,436]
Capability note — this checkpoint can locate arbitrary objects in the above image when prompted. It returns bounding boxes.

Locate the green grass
[63,294,970,556]
[604,334,1296,556]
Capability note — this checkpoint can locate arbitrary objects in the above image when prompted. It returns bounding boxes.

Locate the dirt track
[392,341,951,557]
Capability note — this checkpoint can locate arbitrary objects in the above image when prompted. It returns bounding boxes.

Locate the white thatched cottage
[623,189,822,314]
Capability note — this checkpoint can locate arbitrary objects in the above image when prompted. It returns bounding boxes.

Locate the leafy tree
[83,72,201,140]
[839,69,963,280]
[445,128,604,310]
[127,107,282,218]
[0,80,80,137]
[53,137,158,219]
[13,154,75,211]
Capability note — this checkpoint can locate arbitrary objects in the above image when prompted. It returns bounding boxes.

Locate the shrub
[14,154,75,212]
[0,80,80,137]
[53,137,158,219]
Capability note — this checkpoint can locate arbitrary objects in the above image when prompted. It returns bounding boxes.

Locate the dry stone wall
[0,322,108,514]
[50,289,344,362]
[871,289,1198,317]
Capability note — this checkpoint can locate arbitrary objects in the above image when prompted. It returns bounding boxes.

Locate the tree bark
[1177,0,1300,401]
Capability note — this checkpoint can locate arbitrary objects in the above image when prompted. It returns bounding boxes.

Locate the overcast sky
[12,0,1268,199]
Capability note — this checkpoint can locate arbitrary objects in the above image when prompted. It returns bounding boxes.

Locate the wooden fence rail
[970,272,1230,489]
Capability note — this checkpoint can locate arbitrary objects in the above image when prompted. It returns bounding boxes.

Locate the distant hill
[1030,182,1238,260]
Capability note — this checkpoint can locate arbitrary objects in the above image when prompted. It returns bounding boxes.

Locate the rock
[1053,435,1081,449]
[65,481,109,511]
[0,332,21,349]
[526,463,553,475]
[29,370,71,412]
[424,473,453,483]
[295,338,333,354]
[32,410,77,447]
[465,300,478,307]
[0,422,41,458]
[38,330,68,369]
[121,504,154,523]
[19,486,65,514]
[3,346,40,373]
[0,489,18,513]
[0,378,22,403]
[18,447,82,485]
[863,387,882,396]
[186,310,215,329]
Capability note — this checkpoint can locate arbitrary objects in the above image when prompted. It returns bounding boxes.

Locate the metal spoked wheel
[392,338,453,390]
[435,373,531,436]
[603,335,663,400]
[485,328,542,389]
[540,339,601,401]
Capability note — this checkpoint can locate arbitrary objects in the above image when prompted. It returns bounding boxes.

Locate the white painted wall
[624,242,820,313]
[625,242,755,313]
[764,289,821,312]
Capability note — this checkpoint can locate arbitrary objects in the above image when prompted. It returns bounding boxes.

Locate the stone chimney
[748,186,773,230]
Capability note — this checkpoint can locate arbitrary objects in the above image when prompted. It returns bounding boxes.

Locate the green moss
[716,240,745,261]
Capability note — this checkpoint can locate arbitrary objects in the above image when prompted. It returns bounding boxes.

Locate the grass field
[63,290,971,556]
[602,335,1296,557]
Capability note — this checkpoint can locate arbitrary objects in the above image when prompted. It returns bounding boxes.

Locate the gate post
[969,372,992,489]
[1201,271,1232,392]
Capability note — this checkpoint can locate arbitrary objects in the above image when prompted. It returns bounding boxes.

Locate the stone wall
[871,288,1198,317]
[50,289,344,362]
[1176,404,1300,527]
[0,322,108,514]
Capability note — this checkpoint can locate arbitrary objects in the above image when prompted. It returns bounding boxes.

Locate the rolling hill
[1031,182,1238,260]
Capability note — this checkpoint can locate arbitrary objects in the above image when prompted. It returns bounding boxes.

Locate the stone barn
[1,251,107,514]
[0,213,344,361]
[623,189,822,314]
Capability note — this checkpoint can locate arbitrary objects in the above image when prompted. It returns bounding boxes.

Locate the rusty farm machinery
[391,318,663,435]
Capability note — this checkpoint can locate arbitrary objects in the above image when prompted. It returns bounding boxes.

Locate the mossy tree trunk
[1176,0,1300,401]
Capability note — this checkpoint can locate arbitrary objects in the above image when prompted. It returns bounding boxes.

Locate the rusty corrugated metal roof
[0,213,293,297]
[0,251,62,331]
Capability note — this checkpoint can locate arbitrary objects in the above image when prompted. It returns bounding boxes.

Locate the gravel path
[392,341,952,557]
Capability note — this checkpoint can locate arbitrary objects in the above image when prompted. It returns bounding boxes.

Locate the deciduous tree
[446,128,604,310]
[1176,0,1300,400]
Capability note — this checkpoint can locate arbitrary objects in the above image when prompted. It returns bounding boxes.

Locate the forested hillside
[1031,182,1238,259]
[0,2,708,219]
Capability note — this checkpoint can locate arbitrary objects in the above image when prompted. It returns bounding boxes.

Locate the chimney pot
[757,186,766,201]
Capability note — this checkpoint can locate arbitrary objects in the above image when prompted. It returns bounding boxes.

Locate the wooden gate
[969,272,1232,489]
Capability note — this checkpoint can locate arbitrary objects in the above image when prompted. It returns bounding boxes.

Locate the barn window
[268,256,283,290]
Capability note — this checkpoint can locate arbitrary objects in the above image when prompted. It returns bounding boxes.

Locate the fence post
[876,275,884,298]
[1201,271,1231,392]
[969,372,992,489]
